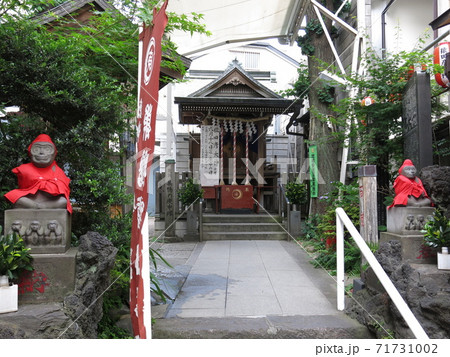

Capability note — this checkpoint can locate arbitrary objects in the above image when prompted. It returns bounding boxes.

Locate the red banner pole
[130,0,168,339]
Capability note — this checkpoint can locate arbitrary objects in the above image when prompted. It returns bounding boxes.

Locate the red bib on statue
[5,162,72,214]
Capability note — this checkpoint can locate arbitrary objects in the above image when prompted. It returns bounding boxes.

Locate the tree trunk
[306,1,340,215]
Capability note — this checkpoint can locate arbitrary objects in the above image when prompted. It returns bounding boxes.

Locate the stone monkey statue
[25,220,44,245]
[44,220,62,245]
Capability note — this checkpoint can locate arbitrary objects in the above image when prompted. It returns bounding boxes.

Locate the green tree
[1,0,210,338]
[290,1,447,216]
[0,18,130,234]
[1,0,210,232]
[294,0,342,214]
[330,45,445,210]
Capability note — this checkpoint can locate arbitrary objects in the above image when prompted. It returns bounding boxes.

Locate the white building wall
[266,135,290,162]
[371,0,449,55]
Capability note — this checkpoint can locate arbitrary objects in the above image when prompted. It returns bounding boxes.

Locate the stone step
[202,231,287,240]
[202,222,285,233]
[202,214,281,224]
[201,214,286,240]
[153,315,373,339]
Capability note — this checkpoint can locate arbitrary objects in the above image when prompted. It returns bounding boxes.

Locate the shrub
[177,178,203,207]
[0,228,34,282]
[422,209,450,249]
[317,181,360,243]
[301,181,363,275]
[285,180,308,206]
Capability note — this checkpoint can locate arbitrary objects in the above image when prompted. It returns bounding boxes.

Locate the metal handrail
[335,207,429,339]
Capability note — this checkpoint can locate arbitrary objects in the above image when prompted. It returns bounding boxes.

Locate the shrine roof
[175,60,299,125]
[187,59,283,99]
[32,0,116,25]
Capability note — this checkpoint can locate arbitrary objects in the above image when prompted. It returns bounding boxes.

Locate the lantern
[434,42,450,88]
[361,96,374,106]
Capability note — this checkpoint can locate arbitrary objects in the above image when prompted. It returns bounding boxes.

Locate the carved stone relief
[404,214,433,231]
[5,209,71,254]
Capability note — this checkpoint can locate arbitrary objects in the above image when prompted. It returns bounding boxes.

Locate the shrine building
[174,60,302,213]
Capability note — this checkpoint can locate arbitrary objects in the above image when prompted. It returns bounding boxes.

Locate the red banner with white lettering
[130,0,168,339]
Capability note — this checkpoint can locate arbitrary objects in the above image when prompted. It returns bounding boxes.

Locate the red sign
[130,1,168,339]
[434,42,450,88]
[220,185,254,210]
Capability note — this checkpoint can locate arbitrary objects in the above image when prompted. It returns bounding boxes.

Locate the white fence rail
[335,207,429,339]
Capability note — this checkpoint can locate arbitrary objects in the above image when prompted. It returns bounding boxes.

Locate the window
[229,50,260,70]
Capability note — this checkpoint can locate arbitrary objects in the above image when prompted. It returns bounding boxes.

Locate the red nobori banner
[130,0,168,339]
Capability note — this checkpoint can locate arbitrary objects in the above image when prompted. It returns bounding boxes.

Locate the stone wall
[346,241,450,339]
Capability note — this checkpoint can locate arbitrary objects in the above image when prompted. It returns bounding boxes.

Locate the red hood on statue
[388,159,432,209]
[4,134,72,214]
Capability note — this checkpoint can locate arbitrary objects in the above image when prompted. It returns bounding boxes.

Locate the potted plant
[422,209,450,270]
[177,178,203,240]
[285,180,308,210]
[0,228,34,313]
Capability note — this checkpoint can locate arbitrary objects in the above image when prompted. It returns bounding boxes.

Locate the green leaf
[0,230,34,281]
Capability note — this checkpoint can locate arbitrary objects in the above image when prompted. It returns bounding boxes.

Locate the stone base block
[289,210,301,238]
[380,232,437,264]
[353,278,365,294]
[386,206,435,235]
[18,247,77,304]
[183,233,199,241]
[185,211,199,241]
[5,209,71,254]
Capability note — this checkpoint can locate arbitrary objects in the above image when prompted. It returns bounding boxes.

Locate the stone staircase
[201,214,287,240]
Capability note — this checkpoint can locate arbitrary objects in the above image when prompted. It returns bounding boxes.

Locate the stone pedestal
[387,206,434,235]
[18,247,77,304]
[5,209,71,254]
[380,232,437,264]
[4,209,76,304]
[381,206,436,264]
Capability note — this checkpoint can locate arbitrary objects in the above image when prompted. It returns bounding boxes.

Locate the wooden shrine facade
[175,60,302,212]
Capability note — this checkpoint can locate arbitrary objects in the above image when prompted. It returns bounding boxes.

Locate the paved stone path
[166,240,337,318]
[151,240,371,338]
